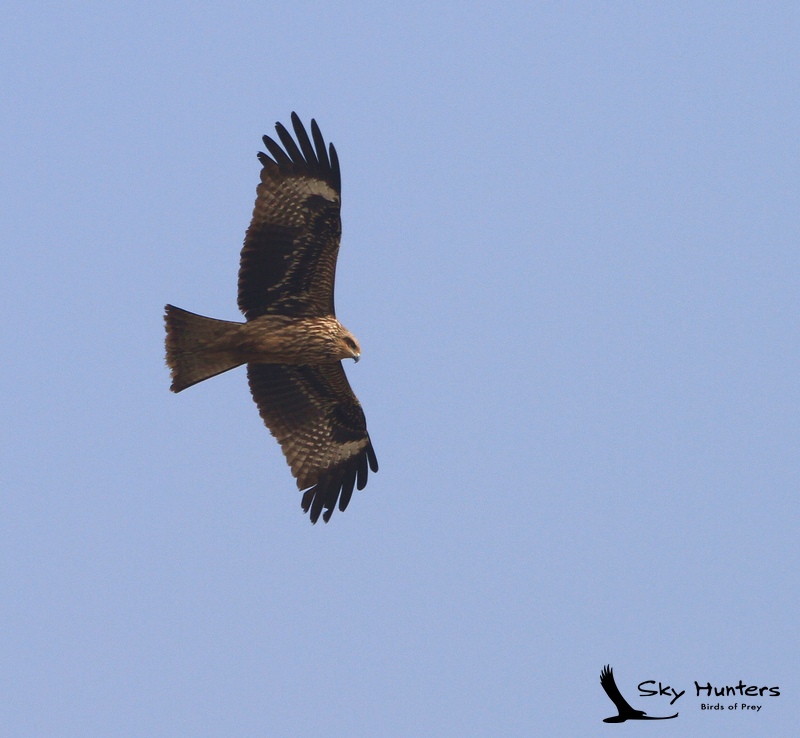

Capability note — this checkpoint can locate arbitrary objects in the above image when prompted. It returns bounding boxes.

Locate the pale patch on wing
[250,174,339,229]
[331,439,368,465]
[290,176,339,203]
[251,173,339,229]
[283,429,367,489]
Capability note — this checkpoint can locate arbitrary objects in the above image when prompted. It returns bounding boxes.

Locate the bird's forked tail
[164,305,244,392]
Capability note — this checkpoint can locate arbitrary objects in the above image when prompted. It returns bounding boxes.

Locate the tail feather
[164,305,244,392]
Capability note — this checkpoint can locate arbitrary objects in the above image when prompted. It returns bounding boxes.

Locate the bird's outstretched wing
[247,362,378,523]
[239,112,342,320]
[600,665,637,714]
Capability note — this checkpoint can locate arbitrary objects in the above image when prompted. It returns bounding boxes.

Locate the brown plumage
[165,113,377,523]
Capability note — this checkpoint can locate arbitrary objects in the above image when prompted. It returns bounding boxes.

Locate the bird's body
[165,308,360,391]
[165,113,377,523]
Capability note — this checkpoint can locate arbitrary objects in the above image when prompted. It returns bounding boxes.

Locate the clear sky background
[2,2,797,736]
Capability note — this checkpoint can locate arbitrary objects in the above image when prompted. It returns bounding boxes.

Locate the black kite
[165,113,377,523]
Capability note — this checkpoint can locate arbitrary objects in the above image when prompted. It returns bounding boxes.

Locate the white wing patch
[292,177,339,203]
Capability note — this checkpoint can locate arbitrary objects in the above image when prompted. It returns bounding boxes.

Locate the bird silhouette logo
[600,665,679,723]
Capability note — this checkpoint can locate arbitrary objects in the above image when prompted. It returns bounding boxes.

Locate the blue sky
[2,2,798,735]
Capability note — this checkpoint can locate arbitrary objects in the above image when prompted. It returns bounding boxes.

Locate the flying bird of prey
[600,666,678,722]
[165,113,377,523]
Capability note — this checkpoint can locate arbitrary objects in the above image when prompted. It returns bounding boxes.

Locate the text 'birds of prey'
[165,113,377,523]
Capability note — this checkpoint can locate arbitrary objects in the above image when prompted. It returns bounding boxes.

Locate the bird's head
[338,329,361,362]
